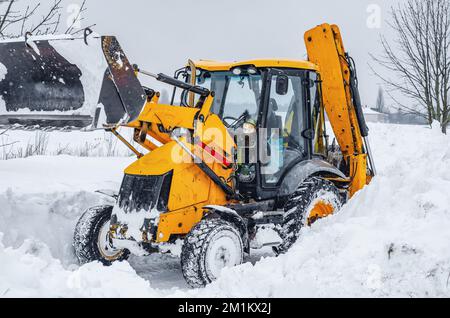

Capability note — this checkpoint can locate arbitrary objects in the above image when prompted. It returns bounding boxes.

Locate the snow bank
[0,237,160,298]
[0,123,449,297]
[0,155,164,297]
[182,123,450,297]
[0,156,132,264]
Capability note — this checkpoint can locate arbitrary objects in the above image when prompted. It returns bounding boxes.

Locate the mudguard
[204,205,250,253]
[278,158,346,197]
[0,34,146,128]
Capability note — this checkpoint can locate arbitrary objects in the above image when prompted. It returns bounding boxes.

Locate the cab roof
[191,59,319,72]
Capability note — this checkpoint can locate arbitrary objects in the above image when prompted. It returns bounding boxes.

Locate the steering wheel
[223,116,239,128]
[223,111,250,129]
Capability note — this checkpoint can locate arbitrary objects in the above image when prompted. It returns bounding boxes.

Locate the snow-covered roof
[363,107,385,115]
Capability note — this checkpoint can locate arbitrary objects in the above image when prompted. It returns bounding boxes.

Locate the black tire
[181,218,244,288]
[277,177,344,254]
[73,205,129,266]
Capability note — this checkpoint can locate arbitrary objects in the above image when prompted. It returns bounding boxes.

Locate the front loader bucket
[100,36,146,124]
[0,34,146,128]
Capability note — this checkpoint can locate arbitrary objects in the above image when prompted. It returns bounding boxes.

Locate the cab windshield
[196,70,262,125]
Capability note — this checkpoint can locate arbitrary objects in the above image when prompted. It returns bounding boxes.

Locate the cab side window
[261,72,306,185]
[308,72,327,157]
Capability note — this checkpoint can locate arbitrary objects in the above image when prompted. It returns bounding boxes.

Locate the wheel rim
[205,231,242,280]
[307,200,335,226]
[97,220,123,261]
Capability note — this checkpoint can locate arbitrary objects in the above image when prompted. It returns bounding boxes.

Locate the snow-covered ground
[0,127,136,160]
[1,123,450,297]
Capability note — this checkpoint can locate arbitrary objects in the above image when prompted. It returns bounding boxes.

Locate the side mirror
[276,75,289,96]
[197,71,210,85]
[301,128,315,140]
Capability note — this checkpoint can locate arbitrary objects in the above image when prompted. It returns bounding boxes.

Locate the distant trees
[375,87,386,114]
[0,0,90,39]
[372,0,450,134]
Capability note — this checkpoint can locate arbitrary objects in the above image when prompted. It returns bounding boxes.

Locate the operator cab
[173,59,329,201]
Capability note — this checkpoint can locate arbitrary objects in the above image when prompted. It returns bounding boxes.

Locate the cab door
[258,69,311,187]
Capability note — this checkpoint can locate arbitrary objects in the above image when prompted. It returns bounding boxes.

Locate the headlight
[243,122,256,134]
[247,66,258,75]
[232,67,242,75]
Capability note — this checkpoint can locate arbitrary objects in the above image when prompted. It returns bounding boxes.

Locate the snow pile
[0,156,132,264]
[0,123,449,297]
[0,156,165,297]
[183,122,450,297]
[0,237,159,298]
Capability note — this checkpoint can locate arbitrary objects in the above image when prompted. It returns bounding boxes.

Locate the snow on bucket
[0,33,146,128]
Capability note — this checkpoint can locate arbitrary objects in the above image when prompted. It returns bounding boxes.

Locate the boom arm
[122,69,237,197]
[305,23,375,196]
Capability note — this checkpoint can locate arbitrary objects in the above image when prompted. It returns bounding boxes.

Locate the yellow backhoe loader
[73,23,376,287]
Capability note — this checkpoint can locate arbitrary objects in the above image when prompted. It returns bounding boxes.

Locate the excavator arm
[305,23,376,197]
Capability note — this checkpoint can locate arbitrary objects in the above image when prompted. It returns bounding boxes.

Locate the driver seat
[267,98,283,137]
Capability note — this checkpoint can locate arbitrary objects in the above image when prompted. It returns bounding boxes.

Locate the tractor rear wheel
[73,205,129,266]
[181,218,244,288]
[277,177,344,254]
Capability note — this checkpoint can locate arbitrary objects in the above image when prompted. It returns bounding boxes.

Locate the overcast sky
[13,0,407,107]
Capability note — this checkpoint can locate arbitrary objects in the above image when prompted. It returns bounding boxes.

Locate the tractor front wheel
[73,205,129,266]
[181,218,244,288]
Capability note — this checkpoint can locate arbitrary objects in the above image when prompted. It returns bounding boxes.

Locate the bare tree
[371,0,450,134]
[0,0,90,39]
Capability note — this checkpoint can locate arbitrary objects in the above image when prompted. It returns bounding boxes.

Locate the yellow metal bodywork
[122,94,234,242]
[307,201,335,226]
[305,23,370,197]
[192,59,319,72]
[124,141,230,242]
[116,23,371,243]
